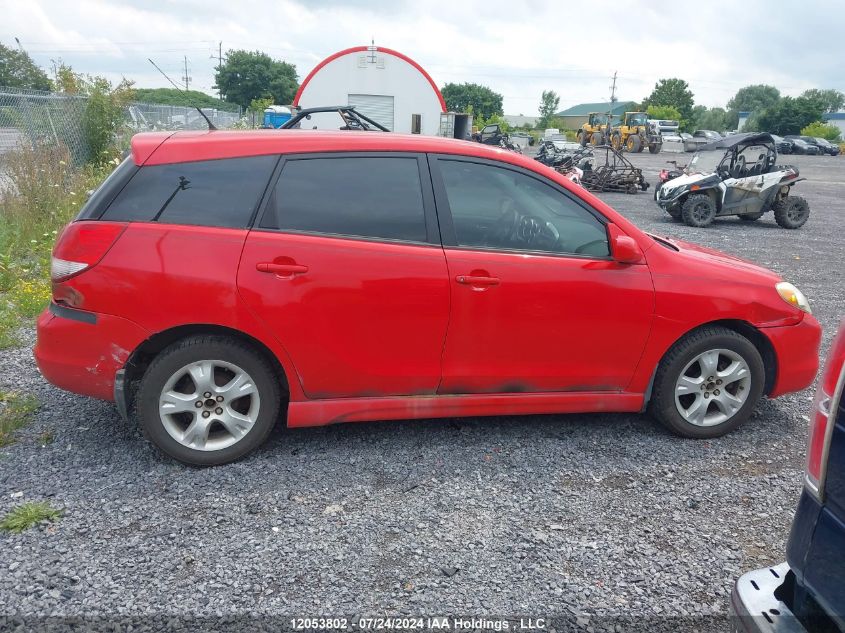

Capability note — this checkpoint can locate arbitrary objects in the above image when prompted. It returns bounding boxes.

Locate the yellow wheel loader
[609,112,663,154]
[577,112,610,146]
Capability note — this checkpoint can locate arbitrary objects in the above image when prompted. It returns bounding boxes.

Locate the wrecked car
[655,132,809,228]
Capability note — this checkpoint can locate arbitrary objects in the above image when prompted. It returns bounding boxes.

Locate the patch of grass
[0,143,119,348]
[0,501,62,533]
[0,391,39,446]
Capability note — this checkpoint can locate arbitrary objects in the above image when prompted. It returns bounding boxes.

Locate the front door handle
[256,262,309,275]
[456,275,500,286]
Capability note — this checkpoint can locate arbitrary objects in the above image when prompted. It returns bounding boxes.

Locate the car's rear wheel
[681,193,716,227]
[137,335,281,466]
[773,196,810,229]
[648,327,765,438]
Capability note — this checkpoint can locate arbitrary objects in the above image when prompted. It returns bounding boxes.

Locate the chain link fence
[0,86,243,165]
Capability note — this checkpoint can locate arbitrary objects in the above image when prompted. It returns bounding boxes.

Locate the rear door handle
[256,262,309,275]
[456,275,500,286]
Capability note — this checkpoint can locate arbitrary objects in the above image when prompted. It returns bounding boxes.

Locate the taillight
[51,221,127,282]
[805,320,845,498]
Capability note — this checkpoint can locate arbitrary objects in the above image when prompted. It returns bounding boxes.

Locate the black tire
[627,135,642,153]
[611,132,622,151]
[649,143,662,154]
[739,212,764,221]
[590,132,603,146]
[577,131,587,147]
[648,326,765,439]
[773,195,810,229]
[136,335,282,466]
[681,193,716,227]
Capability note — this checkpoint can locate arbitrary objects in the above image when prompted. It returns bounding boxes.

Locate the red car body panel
[34,308,148,401]
[286,391,645,428]
[237,231,450,399]
[35,130,822,429]
[763,317,823,398]
[437,247,654,394]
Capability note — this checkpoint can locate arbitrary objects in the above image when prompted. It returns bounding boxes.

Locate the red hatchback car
[35,131,821,465]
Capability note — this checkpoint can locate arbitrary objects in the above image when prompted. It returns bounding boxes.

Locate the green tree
[693,107,728,132]
[0,43,51,90]
[727,84,781,113]
[441,82,503,119]
[753,96,824,136]
[725,84,780,128]
[214,50,298,111]
[249,96,274,113]
[537,89,560,128]
[642,78,694,126]
[800,120,841,141]
[133,88,239,111]
[645,104,682,121]
[800,88,845,114]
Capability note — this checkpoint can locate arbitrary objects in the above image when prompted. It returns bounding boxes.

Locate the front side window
[261,156,427,243]
[438,160,609,257]
[102,155,277,228]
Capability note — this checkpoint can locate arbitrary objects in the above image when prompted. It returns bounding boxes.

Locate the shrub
[800,121,841,141]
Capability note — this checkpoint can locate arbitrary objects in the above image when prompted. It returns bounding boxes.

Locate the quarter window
[261,156,427,243]
[438,160,609,257]
[102,155,277,228]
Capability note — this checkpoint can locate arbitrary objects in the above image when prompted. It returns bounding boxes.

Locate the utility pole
[606,70,618,143]
[182,56,191,91]
[210,42,223,99]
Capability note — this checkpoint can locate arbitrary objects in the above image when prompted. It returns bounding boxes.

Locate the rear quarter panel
[56,223,305,399]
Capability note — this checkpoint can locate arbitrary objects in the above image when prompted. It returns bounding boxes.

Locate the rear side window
[102,156,277,228]
[76,156,137,220]
[261,156,427,242]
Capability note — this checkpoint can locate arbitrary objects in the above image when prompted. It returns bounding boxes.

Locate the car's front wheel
[136,335,282,466]
[648,327,765,438]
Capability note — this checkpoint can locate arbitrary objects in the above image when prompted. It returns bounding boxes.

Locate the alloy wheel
[674,348,751,427]
[158,360,261,451]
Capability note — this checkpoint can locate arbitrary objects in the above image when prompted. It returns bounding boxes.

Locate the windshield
[687,149,724,175]
[628,113,647,126]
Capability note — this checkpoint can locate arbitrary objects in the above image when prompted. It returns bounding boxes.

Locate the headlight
[776,281,811,313]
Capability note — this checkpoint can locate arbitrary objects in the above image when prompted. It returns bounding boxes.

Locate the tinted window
[261,156,427,242]
[103,156,277,228]
[438,160,609,257]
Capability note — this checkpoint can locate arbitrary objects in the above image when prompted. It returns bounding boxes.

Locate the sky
[2,0,843,114]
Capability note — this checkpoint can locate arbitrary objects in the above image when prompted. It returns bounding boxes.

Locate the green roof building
[553,101,637,130]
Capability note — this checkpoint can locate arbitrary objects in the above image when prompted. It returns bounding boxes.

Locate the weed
[0,501,62,533]
[0,391,39,446]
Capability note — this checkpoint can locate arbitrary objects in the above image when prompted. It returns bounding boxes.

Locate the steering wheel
[487,199,520,246]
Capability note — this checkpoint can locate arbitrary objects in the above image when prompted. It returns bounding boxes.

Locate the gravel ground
[0,151,843,632]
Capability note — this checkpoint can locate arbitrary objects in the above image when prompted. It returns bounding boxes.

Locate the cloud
[2,0,842,113]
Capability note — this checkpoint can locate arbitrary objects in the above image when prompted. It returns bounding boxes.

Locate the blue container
[263,106,292,128]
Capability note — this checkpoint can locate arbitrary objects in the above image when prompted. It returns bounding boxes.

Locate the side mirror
[608,225,644,264]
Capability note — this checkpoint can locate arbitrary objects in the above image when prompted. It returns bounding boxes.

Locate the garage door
[348,94,394,131]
